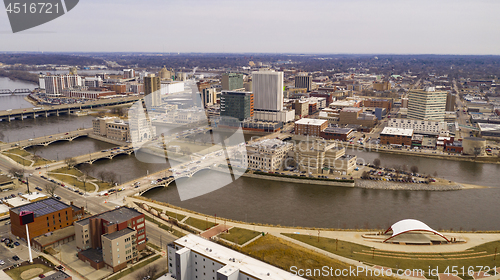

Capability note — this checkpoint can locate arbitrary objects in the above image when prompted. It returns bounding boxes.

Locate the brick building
[10,198,84,241]
[294,118,328,137]
[320,127,353,141]
[363,98,393,111]
[380,127,414,146]
[75,207,146,272]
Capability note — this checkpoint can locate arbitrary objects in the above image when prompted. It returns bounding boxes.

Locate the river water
[0,77,37,111]
[2,83,500,230]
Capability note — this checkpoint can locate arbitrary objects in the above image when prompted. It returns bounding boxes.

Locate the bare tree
[107,172,119,188]
[410,165,419,174]
[8,167,23,178]
[97,170,107,182]
[145,264,159,279]
[64,157,77,169]
[433,171,438,177]
[79,163,92,176]
[135,271,148,280]
[373,158,381,168]
[45,183,58,197]
[401,164,408,173]
[361,171,368,179]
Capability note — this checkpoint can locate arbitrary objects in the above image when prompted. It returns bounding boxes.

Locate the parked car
[39,274,45,278]
[13,242,20,246]
[0,260,5,265]
[35,187,42,191]
[12,255,19,261]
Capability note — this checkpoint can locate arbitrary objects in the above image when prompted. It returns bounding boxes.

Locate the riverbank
[242,172,355,187]
[354,179,464,191]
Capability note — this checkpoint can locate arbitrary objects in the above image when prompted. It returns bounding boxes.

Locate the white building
[44,75,82,95]
[387,118,447,134]
[252,70,284,112]
[167,234,306,280]
[246,139,293,171]
[408,87,447,121]
[253,110,295,123]
[160,81,185,95]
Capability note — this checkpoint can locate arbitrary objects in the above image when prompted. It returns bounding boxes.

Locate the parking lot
[0,224,40,269]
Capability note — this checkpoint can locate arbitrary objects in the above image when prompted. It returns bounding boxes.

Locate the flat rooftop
[295,118,327,126]
[102,227,135,240]
[0,175,13,184]
[10,198,71,217]
[5,197,30,208]
[79,248,104,264]
[381,127,414,137]
[76,206,142,225]
[174,234,305,280]
[33,226,75,246]
[20,192,47,201]
[322,127,353,134]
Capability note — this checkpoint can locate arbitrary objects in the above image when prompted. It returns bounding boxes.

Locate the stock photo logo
[4,0,79,33]
[128,76,248,201]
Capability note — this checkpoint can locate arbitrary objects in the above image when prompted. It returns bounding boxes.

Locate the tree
[8,167,23,178]
[410,165,419,174]
[107,172,119,188]
[64,157,77,168]
[361,171,368,179]
[45,183,58,197]
[433,171,438,177]
[401,164,408,173]
[97,171,107,182]
[373,158,381,168]
[145,264,159,279]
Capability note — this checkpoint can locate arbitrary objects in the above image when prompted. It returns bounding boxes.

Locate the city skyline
[0,0,499,54]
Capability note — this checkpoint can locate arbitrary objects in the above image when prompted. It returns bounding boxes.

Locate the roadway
[0,128,92,152]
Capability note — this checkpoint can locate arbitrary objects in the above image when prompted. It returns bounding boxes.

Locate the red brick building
[294,118,328,137]
[380,127,413,146]
[10,198,84,241]
[320,127,353,141]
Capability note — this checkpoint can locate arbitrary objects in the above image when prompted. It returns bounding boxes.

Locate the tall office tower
[252,70,284,112]
[446,92,456,111]
[123,69,135,79]
[202,88,218,107]
[144,74,161,107]
[408,87,447,121]
[295,73,313,92]
[221,73,244,91]
[220,91,254,121]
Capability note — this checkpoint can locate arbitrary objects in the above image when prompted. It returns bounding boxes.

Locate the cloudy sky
[0,0,499,54]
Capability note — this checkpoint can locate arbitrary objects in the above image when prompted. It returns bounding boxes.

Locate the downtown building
[75,207,146,272]
[387,118,447,135]
[168,234,306,280]
[252,70,295,123]
[294,73,313,92]
[407,87,447,121]
[43,75,83,95]
[294,140,357,174]
[144,74,161,107]
[221,73,244,91]
[246,139,293,171]
[220,91,254,121]
[92,117,130,142]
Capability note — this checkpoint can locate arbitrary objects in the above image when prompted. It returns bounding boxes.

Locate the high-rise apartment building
[221,73,244,91]
[408,87,447,121]
[144,74,161,107]
[220,91,254,121]
[123,69,135,79]
[201,88,218,107]
[44,75,82,95]
[252,70,284,112]
[295,74,313,92]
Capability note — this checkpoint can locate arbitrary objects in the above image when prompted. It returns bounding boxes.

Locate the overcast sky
[0,0,499,54]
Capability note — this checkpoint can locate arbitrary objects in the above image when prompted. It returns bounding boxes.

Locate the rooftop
[20,192,47,202]
[33,226,75,246]
[174,234,306,280]
[295,118,327,126]
[5,197,30,208]
[76,206,142,226]
[322,127,353,134]
[10,198,71,217]
[43,271,71,280]
[79,248,104,264]
[102,227,135,240]
[0,175,14,184]
[381,127,414,137]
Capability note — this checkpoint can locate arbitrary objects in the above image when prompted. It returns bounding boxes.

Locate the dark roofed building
[43,271,72,280]
[320,127,354,141]
[10,198,84,240]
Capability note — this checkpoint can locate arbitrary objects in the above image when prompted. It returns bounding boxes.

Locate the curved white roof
[384,219,449,242]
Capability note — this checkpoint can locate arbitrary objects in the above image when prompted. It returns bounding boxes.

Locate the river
[0,77,37,111]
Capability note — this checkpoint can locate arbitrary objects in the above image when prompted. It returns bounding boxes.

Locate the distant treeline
[0,69,38,84]
[0,53,105,67]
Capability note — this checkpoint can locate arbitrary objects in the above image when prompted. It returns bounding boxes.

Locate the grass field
[5,263,53,280]
[106,255,161,280]
[94,180,114,190]
[283,233,500,279]
[33,157,53,166]
[219,227,261,245]
[184,217,216,231]
[241,235,395,280]
[164,209,186,221]
[2,153,32,166]
[49,173,96,192]
[52,167,83,177]
[6,148,31,157]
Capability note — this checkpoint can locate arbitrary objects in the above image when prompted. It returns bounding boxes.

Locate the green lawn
[33,157,53,166]
[52,167,84,177]
[184,217,216,231]
[283,233,500,278]
[49,173,96,192]
[5,263,53,280]
[6,148,31,157]
[107,255,161,280]
[219,227,261,245]
[242,235,395,280]
[2,153,32,166]
[164,210,186,221]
